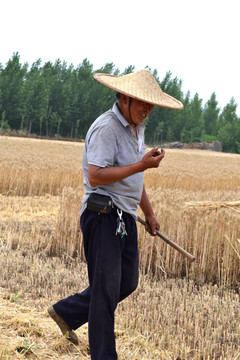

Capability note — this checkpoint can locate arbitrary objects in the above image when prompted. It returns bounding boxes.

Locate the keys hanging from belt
[116,209,128,238]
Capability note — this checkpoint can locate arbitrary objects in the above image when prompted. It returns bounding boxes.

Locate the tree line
[0,53,239,153]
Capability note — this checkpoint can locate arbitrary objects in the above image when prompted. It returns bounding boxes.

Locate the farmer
[48,69,183,359]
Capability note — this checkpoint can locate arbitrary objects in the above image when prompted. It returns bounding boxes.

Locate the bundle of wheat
[185,200,240,213]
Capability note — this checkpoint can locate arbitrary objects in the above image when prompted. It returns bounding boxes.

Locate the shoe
[48,306,79,345]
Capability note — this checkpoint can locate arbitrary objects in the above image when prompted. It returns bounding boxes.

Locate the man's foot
[48,306,79,345]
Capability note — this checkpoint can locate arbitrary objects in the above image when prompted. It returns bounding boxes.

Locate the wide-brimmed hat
[94,69,184,110]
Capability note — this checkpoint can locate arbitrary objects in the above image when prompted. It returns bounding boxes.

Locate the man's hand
[141,147,165,170]
[144,214,160,236]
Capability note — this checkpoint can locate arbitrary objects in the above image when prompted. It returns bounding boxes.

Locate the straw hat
[94,69,184,110]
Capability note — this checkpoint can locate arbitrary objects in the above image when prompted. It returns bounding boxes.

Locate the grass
[0,135,240,359]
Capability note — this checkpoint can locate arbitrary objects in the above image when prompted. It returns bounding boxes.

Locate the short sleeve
[87,125,118,168]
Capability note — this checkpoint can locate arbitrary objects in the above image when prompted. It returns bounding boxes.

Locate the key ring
[117,208,122,220]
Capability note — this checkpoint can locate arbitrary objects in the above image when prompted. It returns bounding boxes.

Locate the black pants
[53,207,139,360]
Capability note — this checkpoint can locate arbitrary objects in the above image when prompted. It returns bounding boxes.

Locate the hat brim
[94,72,184,110]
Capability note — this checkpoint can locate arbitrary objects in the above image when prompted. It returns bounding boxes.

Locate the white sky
[1,0,240,114]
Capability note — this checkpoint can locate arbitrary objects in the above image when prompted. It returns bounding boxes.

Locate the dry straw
[0,137,240,359]
[185,200,240,214]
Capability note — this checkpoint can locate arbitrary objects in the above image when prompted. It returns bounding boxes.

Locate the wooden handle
[137,216,195,262]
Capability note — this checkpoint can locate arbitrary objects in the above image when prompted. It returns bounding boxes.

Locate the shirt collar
[112,102,129,127]
[112,102,145,152]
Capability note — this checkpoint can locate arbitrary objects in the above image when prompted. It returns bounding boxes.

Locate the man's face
[128,98,154,126]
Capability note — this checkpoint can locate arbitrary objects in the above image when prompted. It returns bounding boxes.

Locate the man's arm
[139,185,160,236]
[88,147,165,187]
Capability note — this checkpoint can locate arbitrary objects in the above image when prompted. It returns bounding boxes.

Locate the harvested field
[0,136,239,359]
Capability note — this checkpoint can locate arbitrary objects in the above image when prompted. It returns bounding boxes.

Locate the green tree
[1,52,239,154]
[46,60,70,136]
[188,93,204,141]
[40,60,67,136]
[0,110,10,132]
[179,91,192,142]
[217,98,239,152]
[203,92,220,136]
[22,59,49,134]
[122,65,135,75]
[49,111,62,135]
[155,121,164,143]
[1,52,28,129]
[83,62,117,137]
[145,71,184,144]
[217,123,233,152]
[179,93,204,142]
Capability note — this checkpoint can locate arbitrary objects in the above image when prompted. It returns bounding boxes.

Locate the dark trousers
[53,207,139,360]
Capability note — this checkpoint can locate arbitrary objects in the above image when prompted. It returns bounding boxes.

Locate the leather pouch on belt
[87,193,113,214]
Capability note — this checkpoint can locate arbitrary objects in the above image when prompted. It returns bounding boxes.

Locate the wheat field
[0,136,239,360]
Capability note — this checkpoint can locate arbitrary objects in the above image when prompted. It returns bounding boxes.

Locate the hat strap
[128,97,137,127]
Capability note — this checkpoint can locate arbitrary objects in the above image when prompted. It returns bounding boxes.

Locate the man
[48,69,183,359]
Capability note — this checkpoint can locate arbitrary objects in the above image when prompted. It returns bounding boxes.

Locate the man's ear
[120,94,128,104]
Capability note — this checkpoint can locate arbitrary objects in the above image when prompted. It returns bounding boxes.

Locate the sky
[1,0,240,115]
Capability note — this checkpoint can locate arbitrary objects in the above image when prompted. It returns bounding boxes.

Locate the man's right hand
[141,147,165,169]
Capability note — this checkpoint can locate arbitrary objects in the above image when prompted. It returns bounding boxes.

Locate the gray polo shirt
[80,103,146,218]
